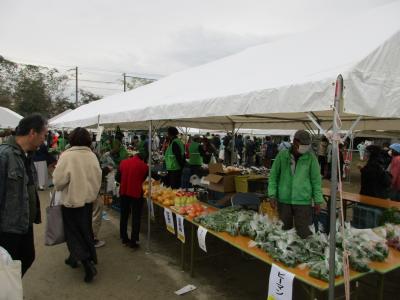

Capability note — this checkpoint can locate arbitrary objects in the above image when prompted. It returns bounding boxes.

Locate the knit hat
[389,143,400,154]
[294,130,311,145]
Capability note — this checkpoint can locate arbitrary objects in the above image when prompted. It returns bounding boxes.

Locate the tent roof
[0,107,23,129]
[49,109,73,124]
[52,1,400,130]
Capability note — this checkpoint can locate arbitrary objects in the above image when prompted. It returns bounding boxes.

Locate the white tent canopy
[0,107,23,129]
[52,1,400,131]
[49,109,73,126]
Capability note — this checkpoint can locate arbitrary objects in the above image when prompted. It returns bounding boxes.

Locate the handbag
[0,247,23,300]
[45,191,65,246]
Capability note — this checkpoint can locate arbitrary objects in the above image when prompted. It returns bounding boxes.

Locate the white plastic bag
[0,247,23,300]
[218,149,224,161]
[210,154,217,164]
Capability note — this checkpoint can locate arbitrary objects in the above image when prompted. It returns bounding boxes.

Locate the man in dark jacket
[0,114,47,276]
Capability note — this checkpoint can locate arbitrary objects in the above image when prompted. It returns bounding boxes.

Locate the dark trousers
[62,203,97,263]
[278,202,313,239]
[120,196,145,242]
[167,170,182,189]
[318,155,327,175]
[0,226,35,276]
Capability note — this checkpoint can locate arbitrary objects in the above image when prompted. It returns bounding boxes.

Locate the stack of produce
[177,203,208,218]
[195,207,389,281]
[143,181,177,206]
[380,207,400,225]
[375,223,400,251]
[174,192,198,207]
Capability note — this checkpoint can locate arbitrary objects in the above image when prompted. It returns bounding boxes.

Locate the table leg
[190,224,195,277]
[353,280,359,300]
[377,274,384,300]
[309,286,316,300]
[344,199,348,221]
[181,240,185,270]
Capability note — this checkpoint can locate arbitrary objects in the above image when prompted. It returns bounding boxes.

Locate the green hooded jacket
[268,148,323,205]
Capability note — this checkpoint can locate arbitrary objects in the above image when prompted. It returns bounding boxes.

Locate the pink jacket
[390,156,400,191]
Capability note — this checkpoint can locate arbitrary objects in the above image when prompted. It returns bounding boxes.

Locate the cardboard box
[204,173,236,193]
[208,163,241,175]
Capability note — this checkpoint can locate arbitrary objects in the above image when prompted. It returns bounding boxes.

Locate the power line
[79,85,123,91]
[67,78,121,85]
[3,55,163,79]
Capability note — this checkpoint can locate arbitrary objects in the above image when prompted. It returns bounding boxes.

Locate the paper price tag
[197,226,208,252]
[267,264,295,300]
[176,214,185,243]
[164,208,175,234]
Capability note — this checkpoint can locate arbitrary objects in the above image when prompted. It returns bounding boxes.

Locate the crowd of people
[1,114,400,286]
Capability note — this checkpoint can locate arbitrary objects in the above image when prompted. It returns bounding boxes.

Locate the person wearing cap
[165,127,185,189]
[388,143,400,201]
[268,130,323,238]
[188,135,205,177]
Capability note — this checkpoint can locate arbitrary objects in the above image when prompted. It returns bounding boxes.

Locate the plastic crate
[248,179,268,194]
[351,204,383,229]
[234,175,250,192]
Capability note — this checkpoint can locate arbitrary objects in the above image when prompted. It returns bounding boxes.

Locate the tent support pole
[328,75,343,300]
[146,120,153,253]
[231,123,235,166]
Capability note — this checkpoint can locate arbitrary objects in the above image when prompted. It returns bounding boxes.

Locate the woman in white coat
[53,127,102,283]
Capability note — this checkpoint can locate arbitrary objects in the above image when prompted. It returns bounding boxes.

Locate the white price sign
[267,264,295,300]
[164,208,175,234]
[176,214,185,243]
[197,226,208,252]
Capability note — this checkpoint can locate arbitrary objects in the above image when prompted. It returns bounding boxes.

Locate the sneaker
[122,238,131,245]
[129,242,140,249]
[94,240,106,248]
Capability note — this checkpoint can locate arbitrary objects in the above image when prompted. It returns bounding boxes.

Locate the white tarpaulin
[0,107,22,129]
[52,2,400,130]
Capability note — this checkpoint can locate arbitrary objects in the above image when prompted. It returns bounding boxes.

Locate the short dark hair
[69,127,92,147]
[15,114,47,136]
[167,126,179,137]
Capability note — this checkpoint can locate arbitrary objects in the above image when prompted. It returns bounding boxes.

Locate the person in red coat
[116,153,149,248]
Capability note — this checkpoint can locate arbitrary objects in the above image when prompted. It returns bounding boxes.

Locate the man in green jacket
[165,127,185,189]
[268,130,323,238]
[188,135,205,177]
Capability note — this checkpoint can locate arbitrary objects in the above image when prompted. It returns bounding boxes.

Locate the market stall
[50,2,400,299]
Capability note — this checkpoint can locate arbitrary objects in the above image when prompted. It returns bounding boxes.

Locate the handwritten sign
[197,226,208,252]
[164,208,175,234]
[267,264,294,300]
[176,214,185,243]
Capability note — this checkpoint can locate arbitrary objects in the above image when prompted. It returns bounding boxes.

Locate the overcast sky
[0,0,395,97]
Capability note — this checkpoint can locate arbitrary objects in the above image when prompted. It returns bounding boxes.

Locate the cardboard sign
[267,264,295,300]
[197,226,208,252]
[164,208,175,234]
[176,214,185,243]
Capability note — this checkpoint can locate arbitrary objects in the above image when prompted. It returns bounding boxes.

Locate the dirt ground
[23,162,400,300]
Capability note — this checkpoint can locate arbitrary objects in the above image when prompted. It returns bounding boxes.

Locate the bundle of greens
[336,223,389,272]
[194,206,244,235]
[379,207,400,225]
[306,247,344,281]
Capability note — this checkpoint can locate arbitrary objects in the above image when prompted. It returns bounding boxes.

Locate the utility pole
[123,73,127,92]
[75,66,78,106]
